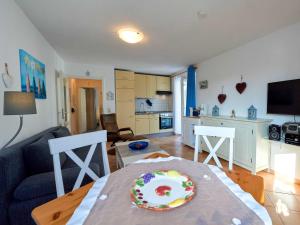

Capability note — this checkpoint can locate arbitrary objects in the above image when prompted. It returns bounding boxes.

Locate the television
[267,79,300,115]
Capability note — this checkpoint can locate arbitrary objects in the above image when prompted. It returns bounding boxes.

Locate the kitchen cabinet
[149,114,160,133]
[182,116,271,174]
[146,75,157,98]
[115,70,135,132]
[116,89,134,101]
[135,74,158,98]
[135,115,150,135]
[135,114,160,135]
[116,101,135,130]
[116,80,134,89]
[156,76,171,91]
[135,74,147,98]
[115,70,134,80]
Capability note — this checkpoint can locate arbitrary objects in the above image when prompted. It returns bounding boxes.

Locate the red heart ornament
[218,94,226,104]
[236,82,247,94]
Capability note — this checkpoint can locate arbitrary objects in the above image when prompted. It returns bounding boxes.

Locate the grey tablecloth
[84,159,266,225]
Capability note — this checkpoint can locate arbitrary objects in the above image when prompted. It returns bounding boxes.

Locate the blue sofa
[0,126,105,225]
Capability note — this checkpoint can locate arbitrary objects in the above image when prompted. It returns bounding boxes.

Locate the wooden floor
[108,135,300,225]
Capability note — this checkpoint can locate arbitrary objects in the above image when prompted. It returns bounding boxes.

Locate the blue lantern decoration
[248,105,257,120]
[212,105,219,116]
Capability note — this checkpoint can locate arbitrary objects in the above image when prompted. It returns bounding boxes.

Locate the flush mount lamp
[118,28,144,44]
[2,91,36,149]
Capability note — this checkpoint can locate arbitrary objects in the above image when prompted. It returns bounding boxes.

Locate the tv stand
[265,137,300,181]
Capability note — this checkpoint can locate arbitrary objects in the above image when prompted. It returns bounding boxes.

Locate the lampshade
[3,91,36,115]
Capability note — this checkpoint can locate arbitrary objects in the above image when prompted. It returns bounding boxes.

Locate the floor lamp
[2,91,37,149]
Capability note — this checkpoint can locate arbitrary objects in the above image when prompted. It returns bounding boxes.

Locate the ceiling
[16,0,300,74]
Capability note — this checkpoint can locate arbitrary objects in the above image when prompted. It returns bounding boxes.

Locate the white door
[55,71,64,125]
[63,78,71,130]
[233,123,253,168]
[55,72,71,129]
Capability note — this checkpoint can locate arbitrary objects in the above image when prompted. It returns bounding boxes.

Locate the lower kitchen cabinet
[116,101,135,132]
[135,115,150,135]
[149,114,160,133]
[182,116,271,174]
[135,114,160,135]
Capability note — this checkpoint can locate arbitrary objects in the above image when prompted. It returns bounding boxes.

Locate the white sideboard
[182,116,272,174]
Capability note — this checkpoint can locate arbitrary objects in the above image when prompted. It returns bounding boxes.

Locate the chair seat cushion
[23,133,67,175]
[14,163,99,201]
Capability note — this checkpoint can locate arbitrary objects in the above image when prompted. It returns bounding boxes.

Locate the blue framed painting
[19,49,46,99]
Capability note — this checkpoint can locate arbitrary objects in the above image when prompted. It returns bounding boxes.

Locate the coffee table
[115,139,169,168]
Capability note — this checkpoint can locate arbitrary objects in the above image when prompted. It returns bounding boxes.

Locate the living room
[1,1,300,225]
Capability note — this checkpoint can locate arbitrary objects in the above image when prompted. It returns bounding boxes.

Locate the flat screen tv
[267,79,300,115]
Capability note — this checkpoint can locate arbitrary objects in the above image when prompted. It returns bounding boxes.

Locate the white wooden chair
[194,126,235,170]
[48,130,110,197]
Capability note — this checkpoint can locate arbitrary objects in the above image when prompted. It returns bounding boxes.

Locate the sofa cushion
[10,193,56,225]
[23,133,66,175]
[52,127,71,138]
[13,163,99,201]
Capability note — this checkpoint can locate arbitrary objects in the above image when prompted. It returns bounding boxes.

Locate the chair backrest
[100,113,119,133]
[194,125,235,138]
[48,130,110,197]
[194,126,235,169]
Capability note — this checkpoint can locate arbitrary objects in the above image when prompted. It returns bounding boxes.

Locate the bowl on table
[128,141,149,151]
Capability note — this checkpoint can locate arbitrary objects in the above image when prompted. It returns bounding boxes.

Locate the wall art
[19,49,46,99]
[218,86,226,104]
[236,75,247,94]
[199,80,208,89]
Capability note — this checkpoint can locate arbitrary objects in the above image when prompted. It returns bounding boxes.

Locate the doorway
[78,88,99,133]
[69,78,103,134]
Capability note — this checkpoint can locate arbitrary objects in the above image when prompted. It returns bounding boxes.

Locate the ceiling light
[118,28,144,44]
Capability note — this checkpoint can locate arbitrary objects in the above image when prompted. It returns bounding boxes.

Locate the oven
[159,113,173,130]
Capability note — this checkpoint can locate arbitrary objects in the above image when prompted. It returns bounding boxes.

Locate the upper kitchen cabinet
[135,74,147,98]
[115,70,134,80]
[156,76,171,91]
[146,75,157,98]
[116,79,134,89]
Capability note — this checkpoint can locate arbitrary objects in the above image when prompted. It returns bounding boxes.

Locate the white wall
[196,22,300,125]
[0,0,64,148]
[64,62,115,113]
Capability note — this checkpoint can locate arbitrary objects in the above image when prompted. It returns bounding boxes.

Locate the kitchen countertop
[135,111,173,115]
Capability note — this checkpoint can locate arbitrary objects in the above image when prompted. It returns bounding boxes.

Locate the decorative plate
[128,141,149,151]
[131,170,195,211]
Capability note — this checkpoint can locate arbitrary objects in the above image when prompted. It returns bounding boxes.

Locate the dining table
[32,157,271,225]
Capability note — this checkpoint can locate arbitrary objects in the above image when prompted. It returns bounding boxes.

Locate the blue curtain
[185,65,196,116]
